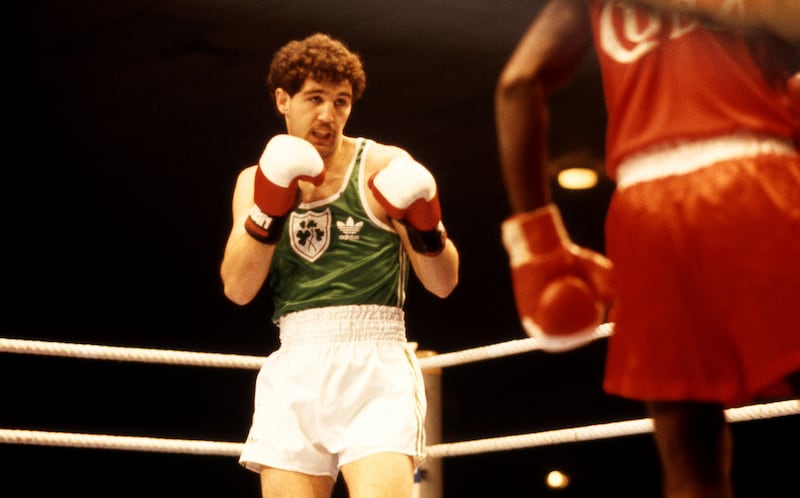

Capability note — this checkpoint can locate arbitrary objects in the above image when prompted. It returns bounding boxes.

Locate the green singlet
[268,138,409,321]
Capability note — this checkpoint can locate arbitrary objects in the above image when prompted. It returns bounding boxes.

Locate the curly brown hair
[267,33,366,103]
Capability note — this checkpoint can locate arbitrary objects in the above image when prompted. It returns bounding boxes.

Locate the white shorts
[239,304,427,478]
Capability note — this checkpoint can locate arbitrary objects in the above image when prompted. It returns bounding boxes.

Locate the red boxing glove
[245,134,325,244]
[501,204,614,352]
[369,157,446,255]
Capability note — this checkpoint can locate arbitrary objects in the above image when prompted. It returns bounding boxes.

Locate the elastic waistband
[615,133,797,189]
[278,304,406,347]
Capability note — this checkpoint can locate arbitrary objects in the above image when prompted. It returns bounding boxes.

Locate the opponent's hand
[245,134,325,243]
[368,157,446,255]
[501,204,614,352]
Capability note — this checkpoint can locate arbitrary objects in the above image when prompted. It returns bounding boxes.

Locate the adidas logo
[336,216,363,240]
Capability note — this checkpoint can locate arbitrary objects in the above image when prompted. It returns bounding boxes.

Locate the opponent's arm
[496,0,612,349]
[368,156,459,298]
[220,135,325,305]
[495,0,593,213]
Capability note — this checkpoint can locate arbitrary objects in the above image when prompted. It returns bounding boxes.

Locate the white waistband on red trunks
[278,304,407,347]
[615,132,798,189]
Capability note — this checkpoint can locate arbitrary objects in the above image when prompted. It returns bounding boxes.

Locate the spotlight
[546,469,570,489]
[557,167,598,190]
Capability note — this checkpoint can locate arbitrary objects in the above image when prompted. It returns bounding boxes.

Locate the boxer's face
[276,78,353,159]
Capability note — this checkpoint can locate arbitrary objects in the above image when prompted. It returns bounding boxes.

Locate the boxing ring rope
[2,399,797,457]
[2,327,799,496]
[0,321,614,371]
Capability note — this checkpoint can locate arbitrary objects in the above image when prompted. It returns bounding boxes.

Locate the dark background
[4,1,797,497]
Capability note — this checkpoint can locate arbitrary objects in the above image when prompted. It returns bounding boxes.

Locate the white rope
[0,429,243,456]
[426,399,800,458]
[2,331,796,460]
[2,399,796,458]
[0,337,266,370]
[418,323,613,369]
[0,322,614,371]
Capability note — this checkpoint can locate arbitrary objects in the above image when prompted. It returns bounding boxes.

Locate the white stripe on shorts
[615,132,797,189]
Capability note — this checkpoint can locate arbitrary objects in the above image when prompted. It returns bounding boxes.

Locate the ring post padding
[417,349,443,498]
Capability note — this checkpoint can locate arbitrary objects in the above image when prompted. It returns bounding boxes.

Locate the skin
[220,76,459,498]
[494,0,593,214]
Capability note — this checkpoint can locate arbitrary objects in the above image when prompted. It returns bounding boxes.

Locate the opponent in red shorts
[496,1,800,497]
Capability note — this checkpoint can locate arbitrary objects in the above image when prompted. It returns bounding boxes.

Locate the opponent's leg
[340,452,415,498]
[260,467,335,498]
[647,400,733,498]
